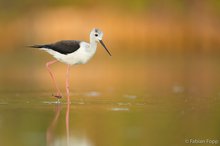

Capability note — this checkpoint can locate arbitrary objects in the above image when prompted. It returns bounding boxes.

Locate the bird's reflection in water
[46,104,61,146]
[66,103,70,146]
[46,103,70,146]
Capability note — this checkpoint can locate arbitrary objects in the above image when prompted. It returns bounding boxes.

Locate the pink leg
[66,65,71,103]
[65,65,71,145]
[46,60,62,98]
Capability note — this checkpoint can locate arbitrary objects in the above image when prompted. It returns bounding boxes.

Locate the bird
[29,28,111,103]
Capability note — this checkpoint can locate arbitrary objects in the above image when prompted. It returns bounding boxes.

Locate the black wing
[30,40,81,55]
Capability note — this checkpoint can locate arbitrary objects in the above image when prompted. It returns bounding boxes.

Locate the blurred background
[0,0,220,95]
[0,0,220,94]
[1,0,220,146]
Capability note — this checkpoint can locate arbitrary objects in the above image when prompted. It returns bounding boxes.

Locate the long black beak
[99,40,112,56]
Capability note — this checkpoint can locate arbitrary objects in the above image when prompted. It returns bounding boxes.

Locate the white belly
[42,43,97,65]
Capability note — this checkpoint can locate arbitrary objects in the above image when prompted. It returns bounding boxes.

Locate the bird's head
[90,28,111,56]
[91,28,103,41]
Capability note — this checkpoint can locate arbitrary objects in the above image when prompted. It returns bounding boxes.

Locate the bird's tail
[28,44,47,48]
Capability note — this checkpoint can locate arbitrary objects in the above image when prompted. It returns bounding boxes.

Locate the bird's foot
[52,93,62,99]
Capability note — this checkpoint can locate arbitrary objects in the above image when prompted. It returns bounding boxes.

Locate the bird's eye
[95,34,98,37]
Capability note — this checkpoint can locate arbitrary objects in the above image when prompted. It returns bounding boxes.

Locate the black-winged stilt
[29,28,111,103]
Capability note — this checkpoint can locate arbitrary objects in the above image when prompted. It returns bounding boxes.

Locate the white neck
[90,36,97,51]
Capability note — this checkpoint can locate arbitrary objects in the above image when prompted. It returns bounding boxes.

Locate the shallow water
[0,88,220,146]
